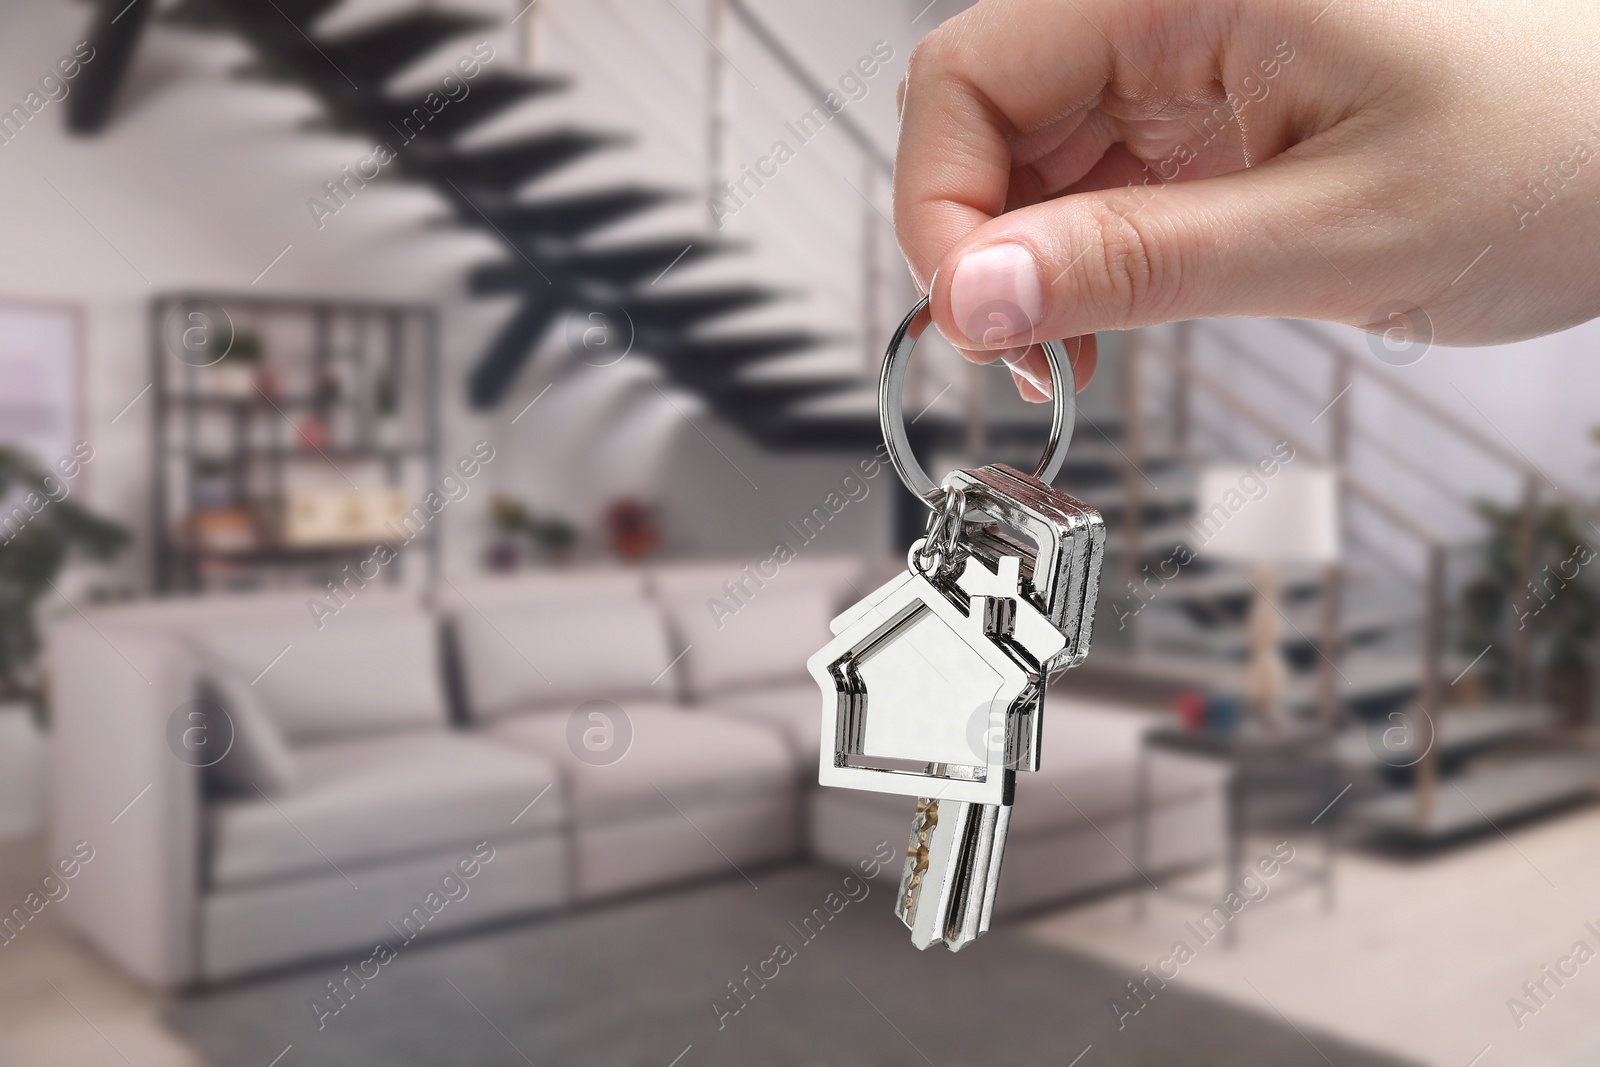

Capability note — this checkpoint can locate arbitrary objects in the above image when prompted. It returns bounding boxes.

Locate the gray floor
[167,866,1421,1067]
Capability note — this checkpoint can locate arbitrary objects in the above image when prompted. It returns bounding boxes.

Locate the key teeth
[895,798,938,933]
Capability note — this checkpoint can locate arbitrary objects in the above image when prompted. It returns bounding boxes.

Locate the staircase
[71,0,955,457]
[1070,321,1600,841]
[72,0,1600,843]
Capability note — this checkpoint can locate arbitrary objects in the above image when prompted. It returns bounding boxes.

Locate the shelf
[172,541,425,561]
[168,446,429,461]
[1351,753,1600,839]
[1335,702,1558,769]
[165,393,325,408]
[151,291,440,594]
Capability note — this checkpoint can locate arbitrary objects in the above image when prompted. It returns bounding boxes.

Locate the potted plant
[0,448,127,837]
[205,327,265,398]
[487,494,579,569]
[1460,500,1600,726]
[605,497,659,562]
[372,373,403,449]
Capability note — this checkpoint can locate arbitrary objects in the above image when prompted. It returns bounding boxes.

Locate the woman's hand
[894,0,1600,398]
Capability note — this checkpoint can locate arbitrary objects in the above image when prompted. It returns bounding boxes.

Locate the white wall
[1181,316,1600,554]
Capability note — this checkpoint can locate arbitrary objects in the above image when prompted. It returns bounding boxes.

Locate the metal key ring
[879,296,1074,507]
[915,485,968,580]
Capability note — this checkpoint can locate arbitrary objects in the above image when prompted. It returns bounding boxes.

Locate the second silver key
[896,796,1011,951]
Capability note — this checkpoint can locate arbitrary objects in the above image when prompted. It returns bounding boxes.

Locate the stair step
[647,330,836,374]
[1139,600,1416,659]
[429,129,630,193]
[164,0,340,31]
[1070,479,1194,514]
[1104,519,1194,555]
[1349,753,1600,839]
[1124,563,1330,603]
[468,293,564,409]
[744,413,958,451]
[1056,438,1182,472]
[468,237,734,294]
[562,236,733,288]
[320,11,492,87]
[1335,702,1558,769]
[627,285,791,333]
[372,72,570,141]
[691,377,862,412]
[484,187,684,242]
[1087,647,1449,707]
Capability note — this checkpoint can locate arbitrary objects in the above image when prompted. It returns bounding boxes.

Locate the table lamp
[1192,465,1341,729]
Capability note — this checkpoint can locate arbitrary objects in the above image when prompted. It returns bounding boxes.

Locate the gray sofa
[46,557,1223,988]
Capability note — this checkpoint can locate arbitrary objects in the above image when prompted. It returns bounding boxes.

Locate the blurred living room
[6,0,1600,1064]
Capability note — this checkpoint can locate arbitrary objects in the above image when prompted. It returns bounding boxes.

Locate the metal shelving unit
[149,292,439,594]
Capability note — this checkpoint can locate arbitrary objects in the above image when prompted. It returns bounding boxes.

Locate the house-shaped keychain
[809,552,1068,807]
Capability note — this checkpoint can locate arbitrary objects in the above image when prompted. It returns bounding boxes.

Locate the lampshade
[1191,465,1340,565]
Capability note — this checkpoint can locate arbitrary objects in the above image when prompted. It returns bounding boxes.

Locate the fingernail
[950,243,1044,347]
[1002,350,1053,401]
[957,344,1023,366]
[1009,364,1052,402]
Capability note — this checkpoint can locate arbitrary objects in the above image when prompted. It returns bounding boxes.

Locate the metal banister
[723,0,896,176]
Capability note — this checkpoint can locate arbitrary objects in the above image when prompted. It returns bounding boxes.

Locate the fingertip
[940,242,1046,349]
[1068,334,1099,393]
[958,344,1009,366]
[1003,346,1053,402]
[1010,365,1051,403]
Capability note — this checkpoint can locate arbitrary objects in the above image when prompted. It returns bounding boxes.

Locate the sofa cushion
[197,658,298,797]
[195,612,447,744]
[700,682,821,766]
[802,699,1225,840]
[487,701,791,825]
[437,568,648,611]
[1013,701,1226,837]
[452,598,675,720]
[208,731,562,889]
[664,587,834,699]
[649,555,865,607]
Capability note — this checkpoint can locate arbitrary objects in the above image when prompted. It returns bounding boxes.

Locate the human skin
[894,0,1600,399]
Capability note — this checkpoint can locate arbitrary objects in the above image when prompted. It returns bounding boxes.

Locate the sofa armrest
[47,618,202,988]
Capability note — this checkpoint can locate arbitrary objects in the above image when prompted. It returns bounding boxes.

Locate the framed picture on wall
[0,300,84,473]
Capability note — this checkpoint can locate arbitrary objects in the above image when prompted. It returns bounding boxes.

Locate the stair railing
[1131,330,1452,820]
[708,0,901,385]
[1143,318,1600,824]
[1276,320,1600,704]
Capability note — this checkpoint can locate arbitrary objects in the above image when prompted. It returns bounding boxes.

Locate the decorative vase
[374,416,404,450]
[0,703,44,840]
[207,363,255,399]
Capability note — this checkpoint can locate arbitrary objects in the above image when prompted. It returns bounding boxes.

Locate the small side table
[1134,724,1340,945]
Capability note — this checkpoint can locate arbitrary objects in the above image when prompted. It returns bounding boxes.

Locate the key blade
[896,798,1011,951]
[896,797,972,950]
[945,803,1010,951]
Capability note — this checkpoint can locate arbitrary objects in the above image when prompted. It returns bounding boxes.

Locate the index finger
[893,0,1132,292]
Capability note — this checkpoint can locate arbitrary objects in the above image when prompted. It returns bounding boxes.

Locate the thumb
[928,158,1378,348]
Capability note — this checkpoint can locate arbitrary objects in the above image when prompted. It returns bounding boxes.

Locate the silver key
[896,797,1011,951]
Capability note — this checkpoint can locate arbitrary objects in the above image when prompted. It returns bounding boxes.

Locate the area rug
[166,866,1419,1066]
